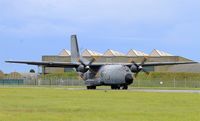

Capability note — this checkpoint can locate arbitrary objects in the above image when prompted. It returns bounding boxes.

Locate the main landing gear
[86,85,128,90]
[111,85,128,90]
[87,86,96,90]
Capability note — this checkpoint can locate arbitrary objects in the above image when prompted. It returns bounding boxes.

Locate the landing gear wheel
[111,85,120,90]
[111,86,114,90]
[122,85,128,90]
[87,86,96,90]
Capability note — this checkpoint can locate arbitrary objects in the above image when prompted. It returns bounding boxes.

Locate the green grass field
[0,87,199,121]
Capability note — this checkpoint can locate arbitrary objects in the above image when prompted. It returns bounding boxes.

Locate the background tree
[9,72,22,79]
[0,70,4,79]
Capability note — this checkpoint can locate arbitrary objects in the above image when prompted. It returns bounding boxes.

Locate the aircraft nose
[125,74,133,84]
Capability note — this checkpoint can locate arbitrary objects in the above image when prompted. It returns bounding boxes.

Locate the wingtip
[186,61,198,64]
[5,60,18,63]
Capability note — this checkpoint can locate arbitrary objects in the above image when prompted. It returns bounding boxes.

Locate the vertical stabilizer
[71,35,80,63]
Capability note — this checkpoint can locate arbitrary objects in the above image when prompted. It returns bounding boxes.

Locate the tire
[87,86,96,90]
[111,86,115,90]
[111,85,120,90]
[122,85,128,90]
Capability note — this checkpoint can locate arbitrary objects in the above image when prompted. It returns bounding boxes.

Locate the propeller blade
[135,73,139,78]
[78,58,86,67]
[141,57,148,66]
[131,60,139,68]
[142,69,150,75]
[88,58,96,66]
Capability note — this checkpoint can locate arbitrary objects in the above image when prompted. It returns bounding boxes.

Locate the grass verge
[0,87,199,121]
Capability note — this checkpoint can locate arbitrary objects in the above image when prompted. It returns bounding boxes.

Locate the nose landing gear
[122,85,128,90]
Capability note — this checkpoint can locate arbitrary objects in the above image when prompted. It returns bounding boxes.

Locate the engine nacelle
[77,65,88,73]
[130,65,138,73]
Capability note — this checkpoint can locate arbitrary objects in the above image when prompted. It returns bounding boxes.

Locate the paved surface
[129,89,200,93]
[66,88,200,93]
[1,86,199,93]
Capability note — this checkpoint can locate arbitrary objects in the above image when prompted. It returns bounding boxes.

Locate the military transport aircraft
[6,35,197,90]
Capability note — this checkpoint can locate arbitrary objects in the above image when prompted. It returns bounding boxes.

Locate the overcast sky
[0,0,200,73]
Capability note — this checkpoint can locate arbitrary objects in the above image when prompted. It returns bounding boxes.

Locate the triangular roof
[58,49,71,56]
[82,49,103,56]
[150,49,173,56]
[127,49,148,56]
[104,49,125,56]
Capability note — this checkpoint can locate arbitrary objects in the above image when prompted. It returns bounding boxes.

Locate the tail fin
[71,35,80,63]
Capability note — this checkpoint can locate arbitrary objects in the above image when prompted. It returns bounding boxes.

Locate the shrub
[7,72,22,79]
[39,72,79,80]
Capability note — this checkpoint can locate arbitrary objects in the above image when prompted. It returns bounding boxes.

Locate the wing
[5,60,105,72]
[124,61,197,67]
[6,60,197,69]
[5,61,80,68]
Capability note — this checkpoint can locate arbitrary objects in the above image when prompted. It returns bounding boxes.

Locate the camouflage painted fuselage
[84,65,133,87]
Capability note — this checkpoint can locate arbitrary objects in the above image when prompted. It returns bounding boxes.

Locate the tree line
[0,70,22,79]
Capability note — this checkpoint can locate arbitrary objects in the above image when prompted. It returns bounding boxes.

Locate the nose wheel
[122,85,128,90]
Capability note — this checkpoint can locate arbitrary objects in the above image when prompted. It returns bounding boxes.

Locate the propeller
[131,57,150,77]
[77,57,96,73]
